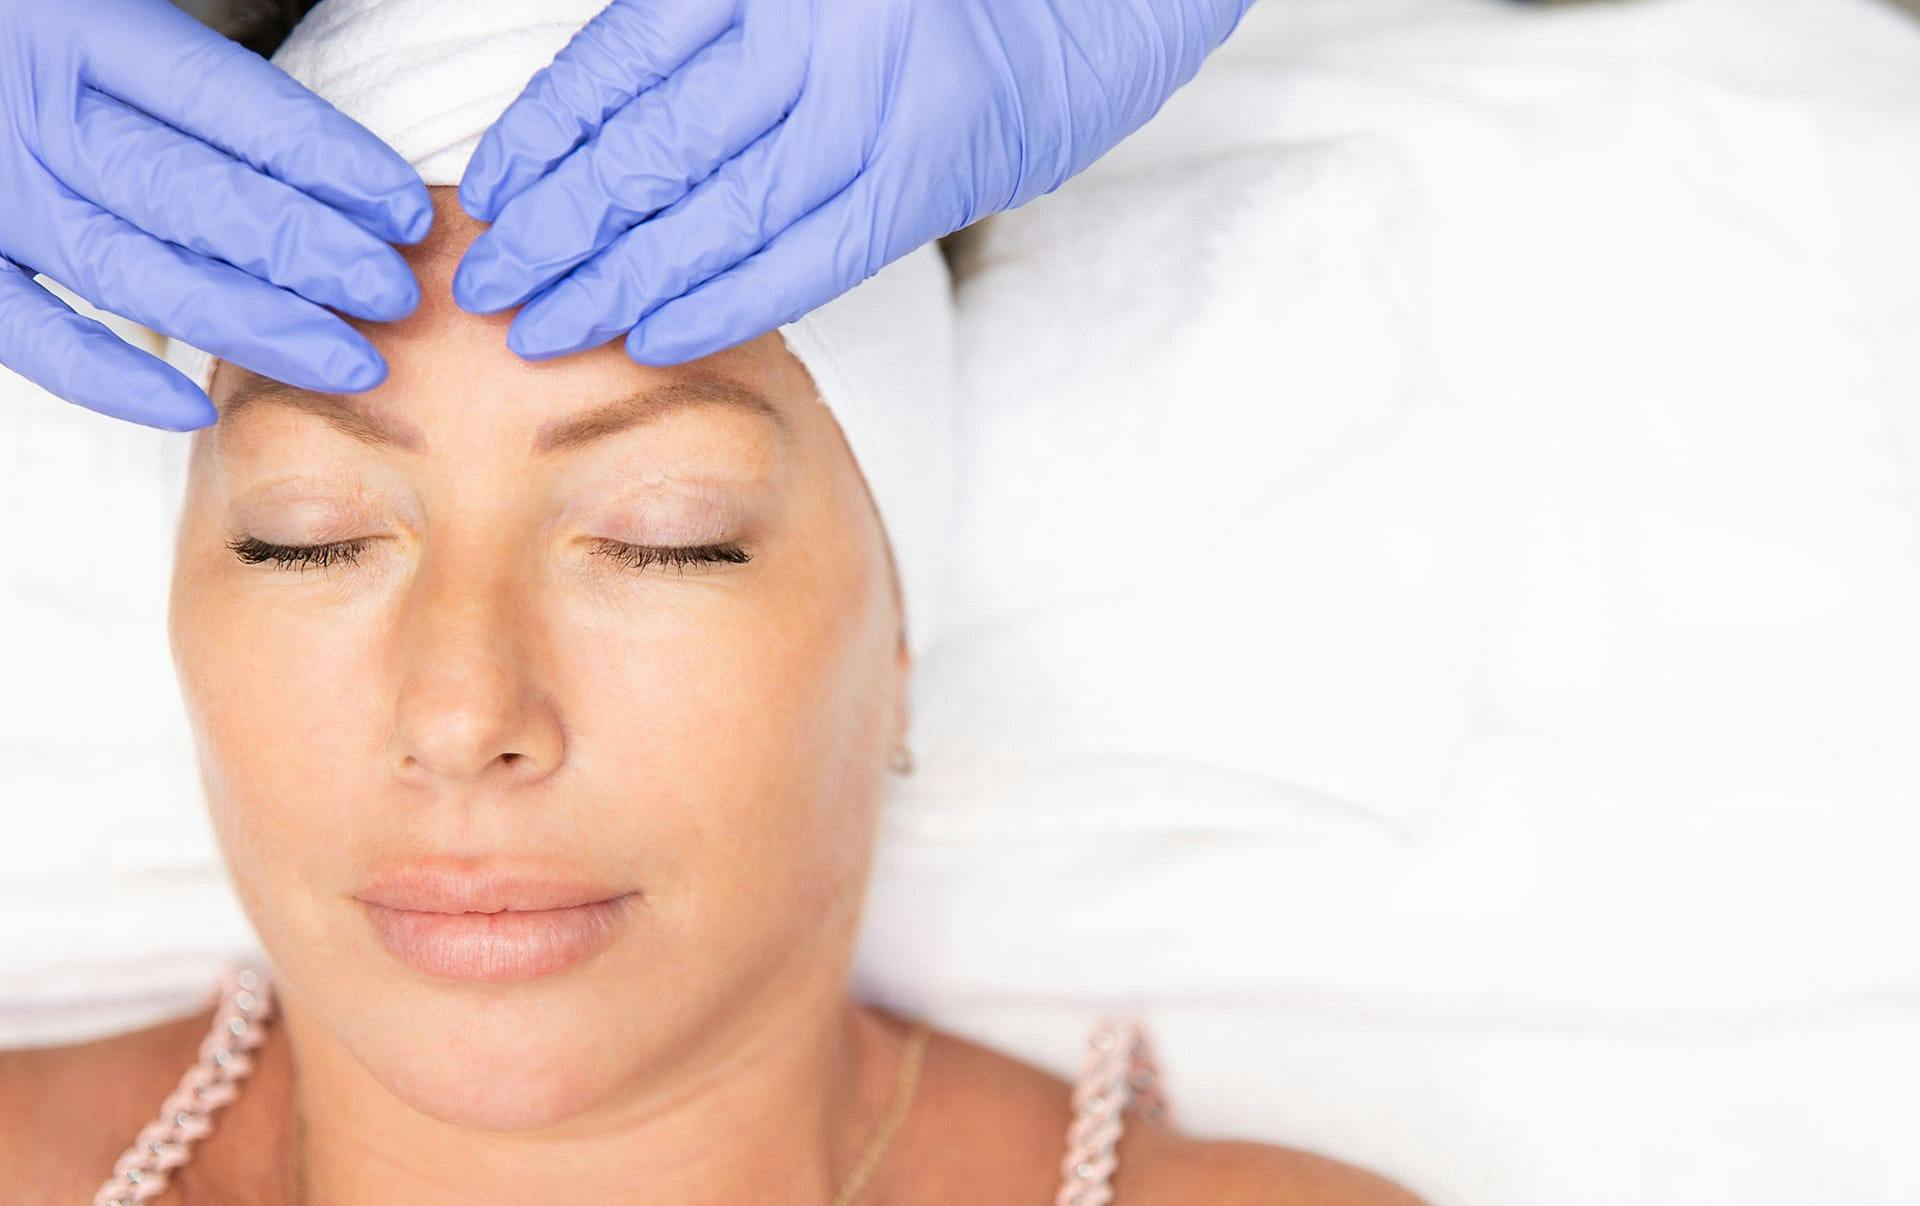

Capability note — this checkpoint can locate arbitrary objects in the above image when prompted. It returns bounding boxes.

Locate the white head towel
[165,0,955,664]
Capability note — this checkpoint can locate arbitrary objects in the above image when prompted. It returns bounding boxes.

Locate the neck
[256,978,906,1206]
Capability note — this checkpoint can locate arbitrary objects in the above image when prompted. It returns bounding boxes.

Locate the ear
[893,631,912,747]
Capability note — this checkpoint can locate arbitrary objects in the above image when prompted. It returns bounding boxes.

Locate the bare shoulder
[0,1011,211,1206]
[1122,1128,1432,1206]
[888,1012,1426,1206]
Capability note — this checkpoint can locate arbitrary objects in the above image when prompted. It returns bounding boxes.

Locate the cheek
[552,552,892,903]
[170,537,388,904]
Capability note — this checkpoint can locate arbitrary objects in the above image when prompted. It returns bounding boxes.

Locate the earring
[887,742,915,776]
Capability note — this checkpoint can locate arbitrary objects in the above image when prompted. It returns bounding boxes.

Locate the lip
[354,864,635,982]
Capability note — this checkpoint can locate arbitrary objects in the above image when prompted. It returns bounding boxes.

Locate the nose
[387,544,565,788]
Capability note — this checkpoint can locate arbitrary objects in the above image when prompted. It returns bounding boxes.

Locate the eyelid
[226,475,422,539]
[577,478,767,535]
[574,507,747,554]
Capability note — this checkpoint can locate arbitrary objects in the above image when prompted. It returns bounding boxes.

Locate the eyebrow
[217,374,790,455]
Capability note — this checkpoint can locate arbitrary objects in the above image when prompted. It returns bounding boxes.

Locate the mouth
[354,866,636,982]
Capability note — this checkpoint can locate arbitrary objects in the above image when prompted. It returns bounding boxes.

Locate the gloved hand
[0,0,432,430]
[453,0,1255,365]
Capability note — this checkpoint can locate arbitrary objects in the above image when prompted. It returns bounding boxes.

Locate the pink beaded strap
[1055,1016,1171,1206]
[92,963,276,1206]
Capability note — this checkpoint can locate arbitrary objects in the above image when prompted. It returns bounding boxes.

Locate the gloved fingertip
[626,321,707,368]
[136,384,219,430]
[458,150,504,224]
[389,275,423,321]
[392,186,435,246]
[397,270,423,317]
[340,350,389,393]
[154,393,220,432]
[357,266,422,322]
[452,249,516,315]
[624,324,664,365]
[457,183,494,225]
[506,313,583,362]
[461,189,498,227]
[401,205,434,247]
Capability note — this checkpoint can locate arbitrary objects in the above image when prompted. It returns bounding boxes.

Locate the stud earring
[887,742,915,776]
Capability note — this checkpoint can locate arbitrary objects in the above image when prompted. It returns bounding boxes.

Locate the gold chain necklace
[829,1018,933,1206]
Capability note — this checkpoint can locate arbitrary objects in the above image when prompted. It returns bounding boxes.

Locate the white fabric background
[2,0,1917,1202]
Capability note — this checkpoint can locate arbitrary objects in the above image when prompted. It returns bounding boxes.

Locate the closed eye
[584,538,752,572]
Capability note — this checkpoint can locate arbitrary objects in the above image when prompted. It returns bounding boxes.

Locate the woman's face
[167,192,908,1129]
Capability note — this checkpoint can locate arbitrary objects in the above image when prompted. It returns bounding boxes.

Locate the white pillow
[855,1,1920,1203]
[0,292,250,1041]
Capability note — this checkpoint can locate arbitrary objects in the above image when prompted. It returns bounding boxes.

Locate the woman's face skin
[167,192,909,1148]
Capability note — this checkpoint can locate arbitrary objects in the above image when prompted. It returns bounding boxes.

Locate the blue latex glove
[0,0,432,430]
[453,0,1255,364]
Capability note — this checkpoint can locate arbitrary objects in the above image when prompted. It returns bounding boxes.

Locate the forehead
[207,189,815,457]
[212,368,794,458]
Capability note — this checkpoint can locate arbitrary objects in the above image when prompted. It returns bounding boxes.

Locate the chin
[367,1015,627,1131]
[268,905,685,1133]
[334,967,658,1132]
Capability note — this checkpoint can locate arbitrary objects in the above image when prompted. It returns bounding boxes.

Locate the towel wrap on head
[166,0,955,665]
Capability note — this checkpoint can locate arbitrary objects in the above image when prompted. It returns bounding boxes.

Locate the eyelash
[581,537,752,572]
[226,535,369,571]
[225,535,752,574]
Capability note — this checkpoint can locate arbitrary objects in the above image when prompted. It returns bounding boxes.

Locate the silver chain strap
[1056,1017,1170,1206]
[92,963,276,1206]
